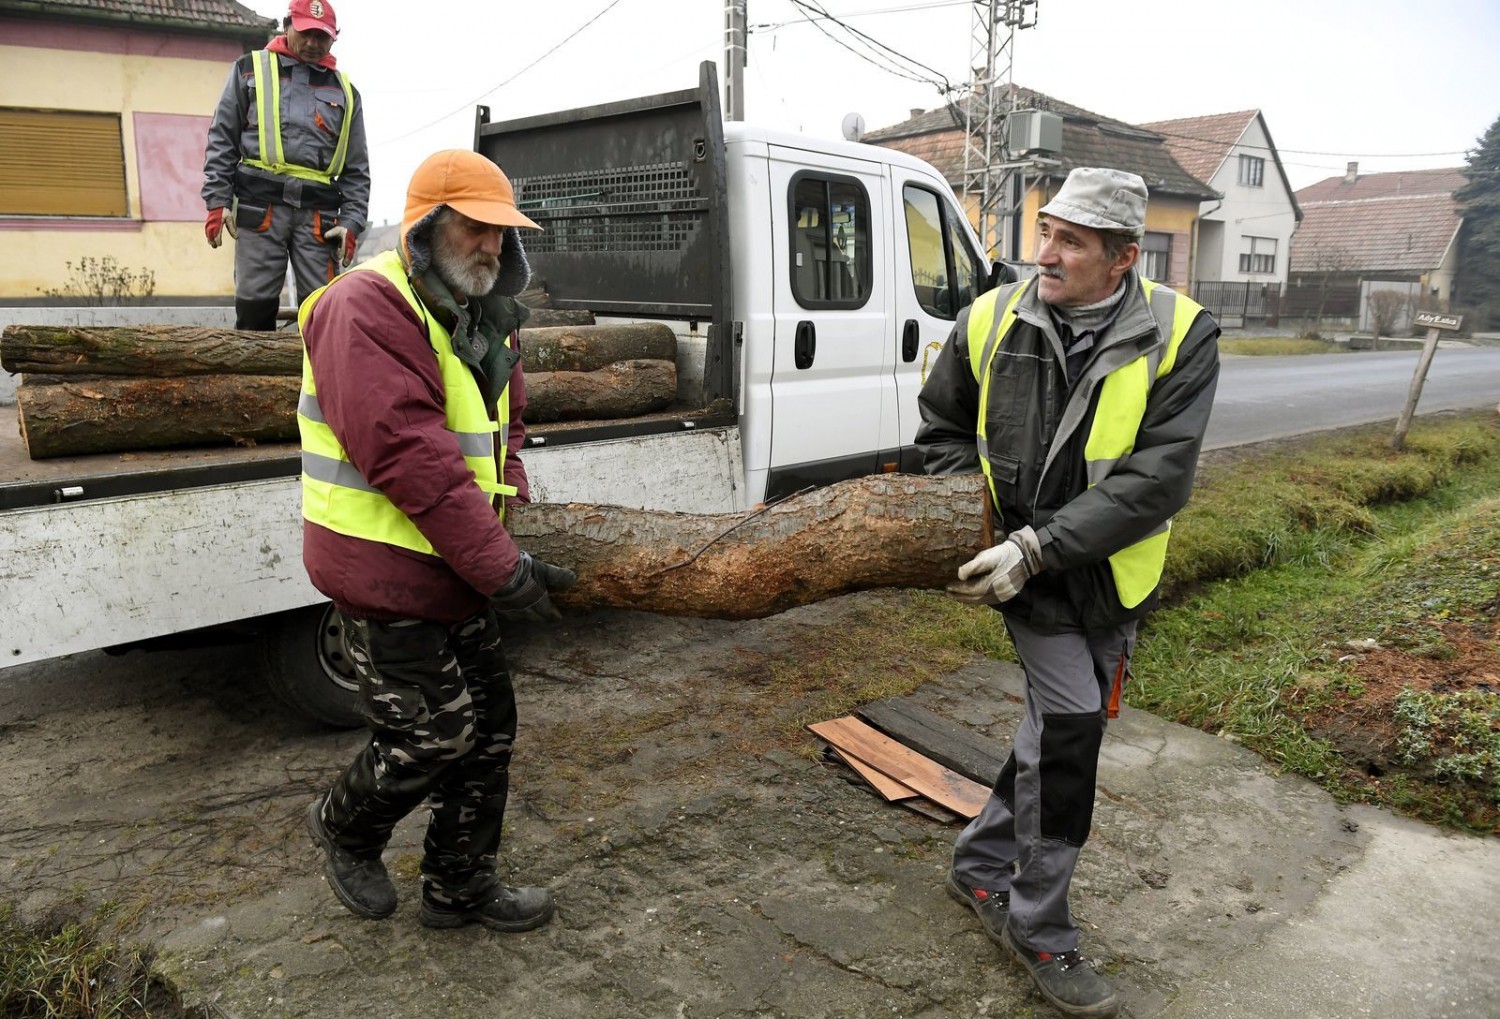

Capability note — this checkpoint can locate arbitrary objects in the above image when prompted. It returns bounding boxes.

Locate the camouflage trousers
[320,606,518,907]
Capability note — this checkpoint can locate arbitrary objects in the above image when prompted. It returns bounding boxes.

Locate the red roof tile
[1289,167,1463,274]
[1137,110,1258,185]
[1296,167,1469,204]
[864,86,1216,202]
[0,0,272,36]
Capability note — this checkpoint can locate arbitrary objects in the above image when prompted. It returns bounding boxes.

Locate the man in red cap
[202,0,370,330]
[297,149,573,932]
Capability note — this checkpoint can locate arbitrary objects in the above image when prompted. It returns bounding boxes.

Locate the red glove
[205,207,226,248]
[325,225,357,267]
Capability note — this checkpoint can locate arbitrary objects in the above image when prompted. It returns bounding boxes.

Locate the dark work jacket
[915,270,1220,632]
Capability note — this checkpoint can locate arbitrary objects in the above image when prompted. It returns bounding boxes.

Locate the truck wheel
[261,603,363,728]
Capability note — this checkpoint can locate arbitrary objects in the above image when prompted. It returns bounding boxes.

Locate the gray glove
[491,551,577,624]
[946,526,1043,605]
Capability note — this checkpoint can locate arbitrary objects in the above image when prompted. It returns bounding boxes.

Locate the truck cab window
[903,184,983,318]
[790,175,871,309]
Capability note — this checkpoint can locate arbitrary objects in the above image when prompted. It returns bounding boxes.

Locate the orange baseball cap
[404,150,540,232]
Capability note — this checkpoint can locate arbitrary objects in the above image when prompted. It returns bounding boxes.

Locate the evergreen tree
[1455,114,1500,316]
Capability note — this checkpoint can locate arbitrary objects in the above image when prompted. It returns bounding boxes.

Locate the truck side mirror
[983,260,1016,294]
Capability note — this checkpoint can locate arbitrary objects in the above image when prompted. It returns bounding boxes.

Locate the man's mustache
[1039,267,1066,280]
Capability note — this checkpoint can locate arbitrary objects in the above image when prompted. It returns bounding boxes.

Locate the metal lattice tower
[960,0,1037,259]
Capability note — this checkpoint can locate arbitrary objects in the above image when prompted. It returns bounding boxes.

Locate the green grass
[1219,336,1347,356]
[892,411,1500,833]
[0,901,181,1019]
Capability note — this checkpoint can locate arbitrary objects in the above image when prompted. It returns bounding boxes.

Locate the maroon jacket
[300,268,531,624]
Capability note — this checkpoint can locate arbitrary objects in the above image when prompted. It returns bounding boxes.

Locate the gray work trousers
[233,202,340,307]
[952,612,1136,953]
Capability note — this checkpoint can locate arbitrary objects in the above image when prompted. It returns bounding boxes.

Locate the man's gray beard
[432,236,500,299]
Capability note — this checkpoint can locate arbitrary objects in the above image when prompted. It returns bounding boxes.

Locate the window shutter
[0,109,129,217]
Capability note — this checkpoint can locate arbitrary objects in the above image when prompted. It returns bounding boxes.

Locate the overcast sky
[241,0,1500,228]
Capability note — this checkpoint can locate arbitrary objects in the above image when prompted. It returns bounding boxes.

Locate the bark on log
[2,324,302,377]
[518,285,552,309]
[525,359,677,423]
[522,322,675,373]
[506,473,988,619]
[525,308,595,328]
[15,374,298,458]
[2,321,662,378]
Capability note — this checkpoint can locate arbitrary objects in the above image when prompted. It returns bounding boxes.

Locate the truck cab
[477,59,994,511]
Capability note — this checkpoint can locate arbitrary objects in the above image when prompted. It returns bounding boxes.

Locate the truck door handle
[794,321,816,369]
[901,319,920,362]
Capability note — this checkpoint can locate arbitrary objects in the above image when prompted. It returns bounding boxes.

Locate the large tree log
[15,375,298,458]
[3,321,662,378]
[2,324,300,377]
[523,322,675,372]
[525,308,595,328]
[507,473,988,619]
[525,359,677,422]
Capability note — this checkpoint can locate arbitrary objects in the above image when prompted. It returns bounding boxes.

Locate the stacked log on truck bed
[0,314,678,459]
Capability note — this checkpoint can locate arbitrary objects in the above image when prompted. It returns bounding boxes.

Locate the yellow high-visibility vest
[966,277,1203,608]
[242,49,354,185]
[296,249,516,556]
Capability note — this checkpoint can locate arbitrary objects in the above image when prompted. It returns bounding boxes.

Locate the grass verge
[0,900,192,1019]
[897,411,1500,833]
[1219,336,1347,356]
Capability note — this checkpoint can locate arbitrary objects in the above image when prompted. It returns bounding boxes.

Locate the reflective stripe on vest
[244,49,354,184]
[965,276,1203,608]
[296,249,516,557]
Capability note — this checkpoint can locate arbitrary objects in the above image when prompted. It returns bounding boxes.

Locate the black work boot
[946,869,1010,946]
[420,882,555,932]
[1003,926,1119,1018]
[305,794,397,919]
[234,296,281,331]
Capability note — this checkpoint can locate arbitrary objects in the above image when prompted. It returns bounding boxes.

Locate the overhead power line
[783,0,957,94]
[375,0,625,148]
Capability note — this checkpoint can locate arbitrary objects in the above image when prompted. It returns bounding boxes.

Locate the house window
[902,184,983,318]
[790,174,871,309]
[1239,236,1276,274]
[1139,232,1171,281]
[0,108,129,217]
[1238,154,1265,188]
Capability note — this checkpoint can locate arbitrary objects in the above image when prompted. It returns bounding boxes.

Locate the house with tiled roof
[0,0,273,304]
[1290,163,1465,332]
[863,87,1219,293]
[1138,110,1300,296]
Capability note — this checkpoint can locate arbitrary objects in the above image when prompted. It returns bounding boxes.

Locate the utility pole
[724,0,748,121]
[960,0,1037,260]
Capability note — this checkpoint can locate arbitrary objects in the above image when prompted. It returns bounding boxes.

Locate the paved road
[1205,345,1500,450]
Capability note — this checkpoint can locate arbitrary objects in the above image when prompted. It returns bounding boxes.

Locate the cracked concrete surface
[1,590,1497,1018]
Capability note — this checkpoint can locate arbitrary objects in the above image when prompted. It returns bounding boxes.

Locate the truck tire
[260,603,363,728]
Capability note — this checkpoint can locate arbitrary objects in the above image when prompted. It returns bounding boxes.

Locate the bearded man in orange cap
[297,149,574,932]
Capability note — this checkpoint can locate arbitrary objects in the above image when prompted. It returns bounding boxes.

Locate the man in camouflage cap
[916,166,1221,1017]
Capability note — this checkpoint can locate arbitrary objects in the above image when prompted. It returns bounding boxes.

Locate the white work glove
[324,225,357,267]
[947,526,1043,605]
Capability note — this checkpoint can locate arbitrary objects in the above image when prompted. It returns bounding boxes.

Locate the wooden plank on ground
[855,697,1009,787]
[808,716,990,819]
[828,746,919,802]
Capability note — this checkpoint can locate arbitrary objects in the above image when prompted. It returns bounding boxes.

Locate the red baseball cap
[288,0,337,37]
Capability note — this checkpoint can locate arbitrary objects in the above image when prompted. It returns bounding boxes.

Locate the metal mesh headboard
[474,63,728,321]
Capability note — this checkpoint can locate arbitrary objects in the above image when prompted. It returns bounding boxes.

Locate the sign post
[1391,312,1464,450]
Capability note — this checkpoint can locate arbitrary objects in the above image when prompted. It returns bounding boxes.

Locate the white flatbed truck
[1,62,1001,724]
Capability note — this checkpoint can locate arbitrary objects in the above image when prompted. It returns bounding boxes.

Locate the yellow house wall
[0,42,237,300]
